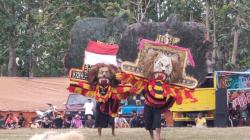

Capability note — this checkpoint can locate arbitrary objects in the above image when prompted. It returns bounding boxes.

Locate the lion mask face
[153,54,173,77]
[97,67,111,85]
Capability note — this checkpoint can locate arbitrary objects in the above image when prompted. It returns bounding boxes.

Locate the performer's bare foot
[98,127,102,136]
[154,128,161,140]
[112,126,116,136]
[149,130,154,139]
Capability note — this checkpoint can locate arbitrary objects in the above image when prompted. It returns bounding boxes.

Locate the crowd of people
[0,110,166,129]
[5,107,250,129]
[0,99,150,129]
[228,103,250,127]
[0,113,26,129]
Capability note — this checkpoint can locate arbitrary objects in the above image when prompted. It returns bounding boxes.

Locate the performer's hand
[175,97,183,105]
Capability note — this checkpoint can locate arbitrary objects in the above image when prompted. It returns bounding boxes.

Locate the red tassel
[116,87,124,93]
[184,89,197,102]
[165,86,172,95]
[79,82,83,87]
[67,86,75,93]
[174,88,183,105]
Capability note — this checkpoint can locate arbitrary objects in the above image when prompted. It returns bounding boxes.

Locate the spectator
[53,114,63,128]
[5,113,18,129]
[195,112,207,128]
[4,114,9,124]
[246,103,250,125]
[115,114,129,128]
[138,115,145,127]
[229,105,241,127]
[0,115,4,128]
[64,116,72,128]
[17,113,26,128]
[160,114,167,127]
[83,99,95,120]
[240,107,248,126]
[130,110,140,128]
[30,120,40,129]
[41,117,52,128]
[85,115,95,128]
[71,114,83,128]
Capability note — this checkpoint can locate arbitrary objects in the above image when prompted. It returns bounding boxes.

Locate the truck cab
[170,73,216,127]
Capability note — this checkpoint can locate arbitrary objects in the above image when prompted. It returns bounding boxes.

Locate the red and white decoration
[84,40,119,66]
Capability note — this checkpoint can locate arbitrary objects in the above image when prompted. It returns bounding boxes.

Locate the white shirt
[84,102,94,115]
[115,117,128,124]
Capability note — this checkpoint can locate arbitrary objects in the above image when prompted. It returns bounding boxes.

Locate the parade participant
[68,63,134,136]
[117,38,198,140]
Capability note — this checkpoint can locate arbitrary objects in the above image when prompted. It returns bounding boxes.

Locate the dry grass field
[0,127,250,140]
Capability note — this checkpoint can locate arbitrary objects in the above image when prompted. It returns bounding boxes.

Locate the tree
[0,0,24,76]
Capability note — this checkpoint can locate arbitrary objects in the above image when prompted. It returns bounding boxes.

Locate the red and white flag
[84,40,119,66]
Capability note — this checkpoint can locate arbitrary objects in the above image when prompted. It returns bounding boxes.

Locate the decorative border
[121,41,198,88]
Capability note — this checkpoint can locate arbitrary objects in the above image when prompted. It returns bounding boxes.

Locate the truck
[170,73,216,127]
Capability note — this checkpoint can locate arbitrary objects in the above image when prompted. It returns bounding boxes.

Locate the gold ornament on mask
[156,33,180,45]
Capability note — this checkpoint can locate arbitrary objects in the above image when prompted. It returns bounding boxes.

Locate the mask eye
[159,62,163,67]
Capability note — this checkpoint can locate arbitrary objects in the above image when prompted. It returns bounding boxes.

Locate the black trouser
[144,104,161,130]
[95,103,114,128]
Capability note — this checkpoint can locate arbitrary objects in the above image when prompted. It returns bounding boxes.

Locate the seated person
[30,120,40,129]
[0,115,4,128]
[17,113,26,128]
[5,113,18,129]
[228,105,241,127]
[115,114,129,128]
[53,114,63,128]
[41,117,52,128]
[85,115,95,128]
[130,110,140,128]
[195,113,207,128]
[64,116,72,128]
[71,114,83,128]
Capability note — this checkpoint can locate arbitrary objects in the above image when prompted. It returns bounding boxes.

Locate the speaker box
[214,88,228,127]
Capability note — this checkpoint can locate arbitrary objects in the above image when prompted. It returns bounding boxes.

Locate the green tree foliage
[211,0,250,71]
[0,0,249,77]
[0,0,129,77]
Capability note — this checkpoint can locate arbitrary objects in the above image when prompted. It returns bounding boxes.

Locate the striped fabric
[67,81,133,117]
[117,72,197,108]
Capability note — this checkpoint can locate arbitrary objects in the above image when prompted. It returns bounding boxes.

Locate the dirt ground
[0,77,68,111]
[1,127,250,140]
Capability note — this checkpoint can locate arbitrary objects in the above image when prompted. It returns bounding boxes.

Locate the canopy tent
[0,77,68,111]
